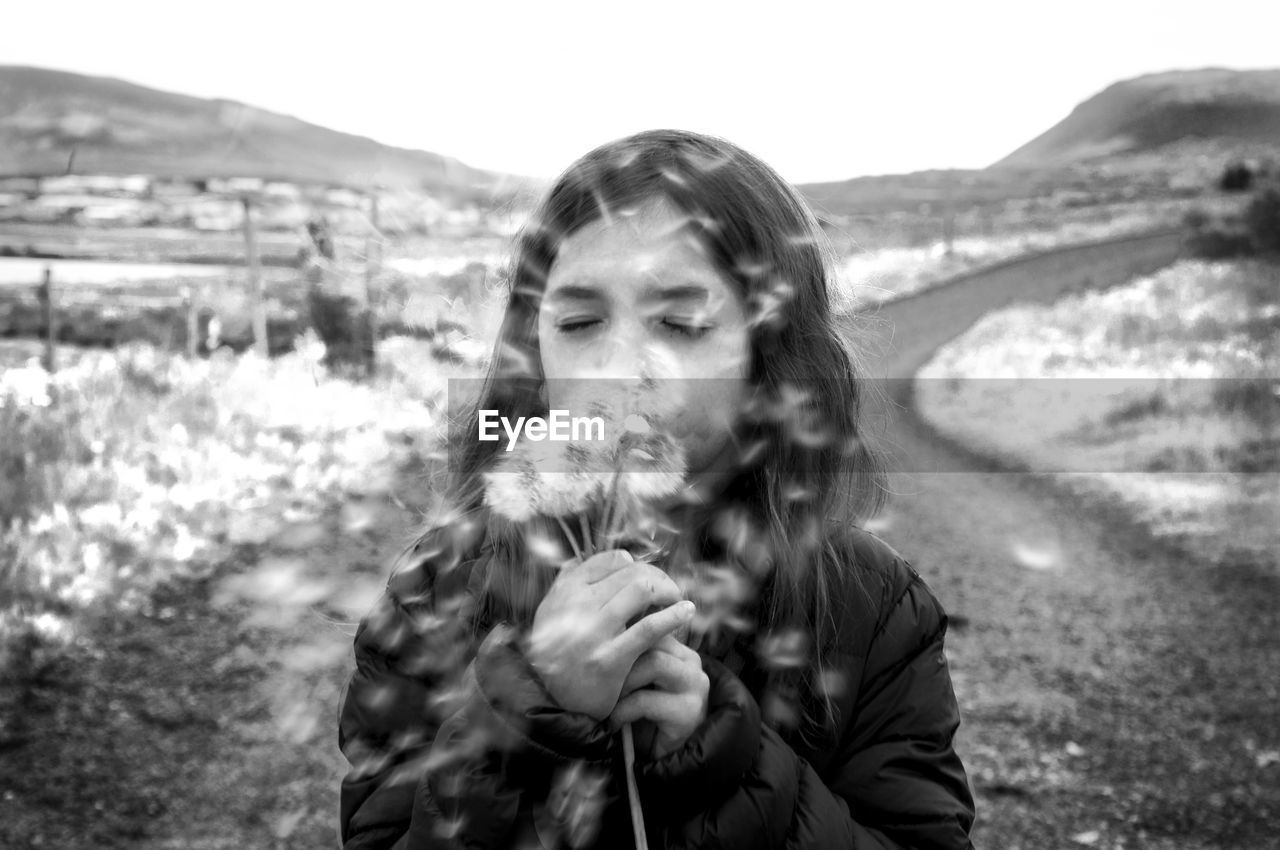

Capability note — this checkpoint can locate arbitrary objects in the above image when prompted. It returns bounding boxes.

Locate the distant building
[258,201,310,231]
[80,199,162,226]
[184,199,245,231]
[207,177,265,195]
[152,178,203,199]
[39,175,151,196]
[263,181,303,201]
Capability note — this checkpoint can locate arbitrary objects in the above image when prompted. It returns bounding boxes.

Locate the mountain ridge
[0,65,536,202]
[994,67,1280,169]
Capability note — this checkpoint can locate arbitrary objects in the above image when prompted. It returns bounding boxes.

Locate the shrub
[306,287,373,377]
[1244,183,1280,256]
[1185,225,1256,260]
[1182,207,1211,231]
[1220,161,1254,192]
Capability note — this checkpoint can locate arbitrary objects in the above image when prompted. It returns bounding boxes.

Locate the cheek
[670,332,750,448]
[669,377,749,469]
[670,398,734,472]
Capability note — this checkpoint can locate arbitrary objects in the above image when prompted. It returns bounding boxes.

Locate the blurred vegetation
[1185,169,1280,260]
[917,256,1279,541]
[0,337,462,691]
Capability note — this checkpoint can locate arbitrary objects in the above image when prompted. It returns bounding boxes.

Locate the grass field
[915,258,1280,566]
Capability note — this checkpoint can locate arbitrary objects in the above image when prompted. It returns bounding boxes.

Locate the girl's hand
[526,549,695,720]
[609,632,710,760]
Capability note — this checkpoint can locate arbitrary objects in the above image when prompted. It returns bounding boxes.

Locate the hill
[994,68,1280,169]
[0,65,535,203]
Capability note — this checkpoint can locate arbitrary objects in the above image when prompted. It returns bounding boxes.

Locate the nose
[591,317,647,380]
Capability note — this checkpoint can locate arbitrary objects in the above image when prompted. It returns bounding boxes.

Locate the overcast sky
[6,0,1278,183]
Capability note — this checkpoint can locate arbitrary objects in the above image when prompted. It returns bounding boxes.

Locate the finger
[601,575,684,627]
[594,562,681,605]
[619,648,695,696]
[609,600,695,665]
[576,548,634,582]
[610,689,690,729]
[648,632,693,659]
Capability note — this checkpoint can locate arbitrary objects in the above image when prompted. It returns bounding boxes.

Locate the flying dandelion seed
[433,815,468,841]
[785,232,823,248]
[758,628,810,671]
[659,167,690,188]
[525,528,571,566]
[841,434,866,458]
[678,148,733,173]
[684,212,722,236]
[762,687,801,729]
[610,146,643,170]
[862,513,894,535]
[749,290,790,331]
[591,188,615,226]
[548,761,610,850]
[514,260,549,288]
[782,481,815,503]
[495,340,540,380]
[819,667,848,699]
[1010,539,1061,571]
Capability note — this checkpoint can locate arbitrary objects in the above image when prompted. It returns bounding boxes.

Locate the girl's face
[538,196,751,475]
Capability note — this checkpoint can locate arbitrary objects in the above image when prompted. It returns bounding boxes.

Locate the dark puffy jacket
[338,522,976,849]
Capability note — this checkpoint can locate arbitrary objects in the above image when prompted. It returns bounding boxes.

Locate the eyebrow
[547,279,713,305]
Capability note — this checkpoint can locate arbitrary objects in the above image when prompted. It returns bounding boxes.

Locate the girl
[338,129,975,849]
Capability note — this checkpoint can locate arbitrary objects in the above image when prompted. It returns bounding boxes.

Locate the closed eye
[661,318,713,339]
[557,318,602,334]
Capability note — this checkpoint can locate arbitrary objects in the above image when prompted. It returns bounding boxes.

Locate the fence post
[242,195,268,358]
[184,284,199,359]
[363,190,380,378]
[37,265,56,373]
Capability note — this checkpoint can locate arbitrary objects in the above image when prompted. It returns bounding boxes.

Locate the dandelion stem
[579,510,595,558]
[600,466,623,550]
[555,516,584,562]
[621,723,649,850]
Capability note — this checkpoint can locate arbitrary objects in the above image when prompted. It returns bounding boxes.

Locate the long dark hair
[400,129,890,740]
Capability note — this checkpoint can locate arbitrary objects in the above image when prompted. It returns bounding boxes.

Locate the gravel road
[842,232,1279,848]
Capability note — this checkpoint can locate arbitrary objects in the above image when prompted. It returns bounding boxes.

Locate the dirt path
[846,232,1280,848]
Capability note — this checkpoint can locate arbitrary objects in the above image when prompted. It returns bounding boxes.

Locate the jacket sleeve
[338,548,618,849]
[632,568,976,849]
